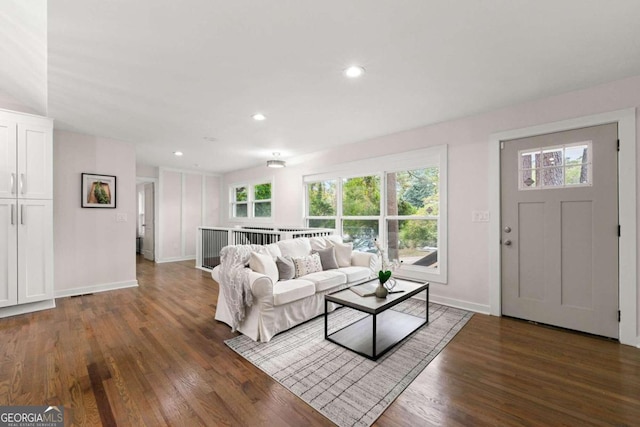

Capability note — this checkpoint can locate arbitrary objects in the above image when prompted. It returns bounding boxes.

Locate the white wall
[158,169,220,262]
[220,75,640,341]
[53,130,137,295]
[0,1,48,115]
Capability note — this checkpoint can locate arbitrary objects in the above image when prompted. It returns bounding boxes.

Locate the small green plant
[94,181,110,204]
[378,270,392,285]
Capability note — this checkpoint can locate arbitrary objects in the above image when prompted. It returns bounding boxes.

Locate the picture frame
[81,173,117,208]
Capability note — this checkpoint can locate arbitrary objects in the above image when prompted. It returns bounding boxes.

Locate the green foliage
[378,270,392,284]
[308,181,336,216]
[401,168,439,209]
[94,181,110,204]
[254,183,271,200]
[342,176,380,216]
[235,186,247,202]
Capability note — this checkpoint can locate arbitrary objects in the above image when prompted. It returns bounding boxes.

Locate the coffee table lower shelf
[325,308,427,360]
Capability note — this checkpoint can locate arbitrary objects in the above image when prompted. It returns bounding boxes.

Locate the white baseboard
[412,293,490,314]
[55,280,139,298]
[156,256,196,264]
[0,299,56,318]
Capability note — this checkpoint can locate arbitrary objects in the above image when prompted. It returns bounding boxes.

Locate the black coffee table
[324,278,429,360]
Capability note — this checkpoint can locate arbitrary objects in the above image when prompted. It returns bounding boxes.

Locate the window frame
[229,179,274,222]
[303,145,448,284]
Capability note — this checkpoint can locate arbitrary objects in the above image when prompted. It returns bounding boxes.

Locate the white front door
[500,123,619,338]
[142,183,155,261]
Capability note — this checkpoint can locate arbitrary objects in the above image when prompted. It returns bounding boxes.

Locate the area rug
[225,300,473,427]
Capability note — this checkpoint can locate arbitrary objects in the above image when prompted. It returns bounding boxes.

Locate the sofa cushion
[249,252,279,284]
[337,266,371,283]
[293,253,323,278]
[325,235,343,245]
[278,238,312,258]
[276,256,295,280]
[333,241,353,267]
[302,270,347,292]
[310,236,332,251]
[272,279,316,306]
[313,247,339,270]
[265,243,282,259]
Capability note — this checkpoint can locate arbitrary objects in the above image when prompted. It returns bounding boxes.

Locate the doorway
[136,179,156,262]
[500,123,618,338]
[488,109,637,346]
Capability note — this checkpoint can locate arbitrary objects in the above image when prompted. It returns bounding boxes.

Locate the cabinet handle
[20,173,25,195]
[10,173,15,194]
[20,204,24,225]
[11,204,15,225]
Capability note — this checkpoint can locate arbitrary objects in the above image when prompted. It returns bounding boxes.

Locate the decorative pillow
[276,256,295,281]
[292,253,323,278]
[249,251,279,284]
[313,247,339,271]
[277,238,312,258]
[332,241,353,267]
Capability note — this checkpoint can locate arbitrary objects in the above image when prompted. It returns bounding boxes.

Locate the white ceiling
[20,1,640,173]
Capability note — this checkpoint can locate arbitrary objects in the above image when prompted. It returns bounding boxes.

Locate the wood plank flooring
[1,257,639,426]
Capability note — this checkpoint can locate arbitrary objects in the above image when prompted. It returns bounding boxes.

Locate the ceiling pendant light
[267,152,286,168]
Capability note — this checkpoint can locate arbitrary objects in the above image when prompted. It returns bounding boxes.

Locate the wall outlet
[472,211,490,222]
[116,213,128,222]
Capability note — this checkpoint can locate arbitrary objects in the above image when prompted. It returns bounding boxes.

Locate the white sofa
[212,236,377,342]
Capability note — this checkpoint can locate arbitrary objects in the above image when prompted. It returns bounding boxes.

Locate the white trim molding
[0,299,56,319]
[54,280,139,298]
[489,108,637,346]
[156,256,196,264]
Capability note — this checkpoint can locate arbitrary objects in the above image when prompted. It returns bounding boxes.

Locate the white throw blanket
[219,245,267,332]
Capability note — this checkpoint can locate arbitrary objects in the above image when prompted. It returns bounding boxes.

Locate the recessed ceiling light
[252,113,266,121]
[344,65,365,78]
[173,151,183,156]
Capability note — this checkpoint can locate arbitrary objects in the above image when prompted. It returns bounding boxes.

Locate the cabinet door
[17,200,53,304]
[0,120,17,199]
[0,199,18,307]
[17,123,52,200]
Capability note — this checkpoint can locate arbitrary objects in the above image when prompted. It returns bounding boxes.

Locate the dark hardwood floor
[1,257,639,426]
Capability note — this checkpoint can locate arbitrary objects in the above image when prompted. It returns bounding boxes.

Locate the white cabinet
[0,109,53,313]
[0,199,18,307]
[0,117,52,199]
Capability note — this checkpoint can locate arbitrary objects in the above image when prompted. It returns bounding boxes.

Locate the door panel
[143,183,154,261]
[17,123,52,199]
[17,200,53,303]
[0,120,17,199]
[0,200,18,307]
[501,123,618,338]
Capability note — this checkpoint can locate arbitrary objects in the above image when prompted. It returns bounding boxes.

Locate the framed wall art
[81,173,117,208]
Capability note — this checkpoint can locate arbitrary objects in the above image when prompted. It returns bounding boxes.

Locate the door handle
[19,173,25,195]
[10,173,16,194]
[504,240,512,246]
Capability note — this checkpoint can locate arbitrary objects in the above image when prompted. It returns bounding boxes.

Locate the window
[230,181,273,220]
[519,142,592,190]
[386,168,439,270]
[306,180,337,229]
[304,146,447,283]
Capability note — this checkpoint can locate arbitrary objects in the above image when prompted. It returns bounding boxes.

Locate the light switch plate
[116,213,128,222]
[472,211,490,222]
